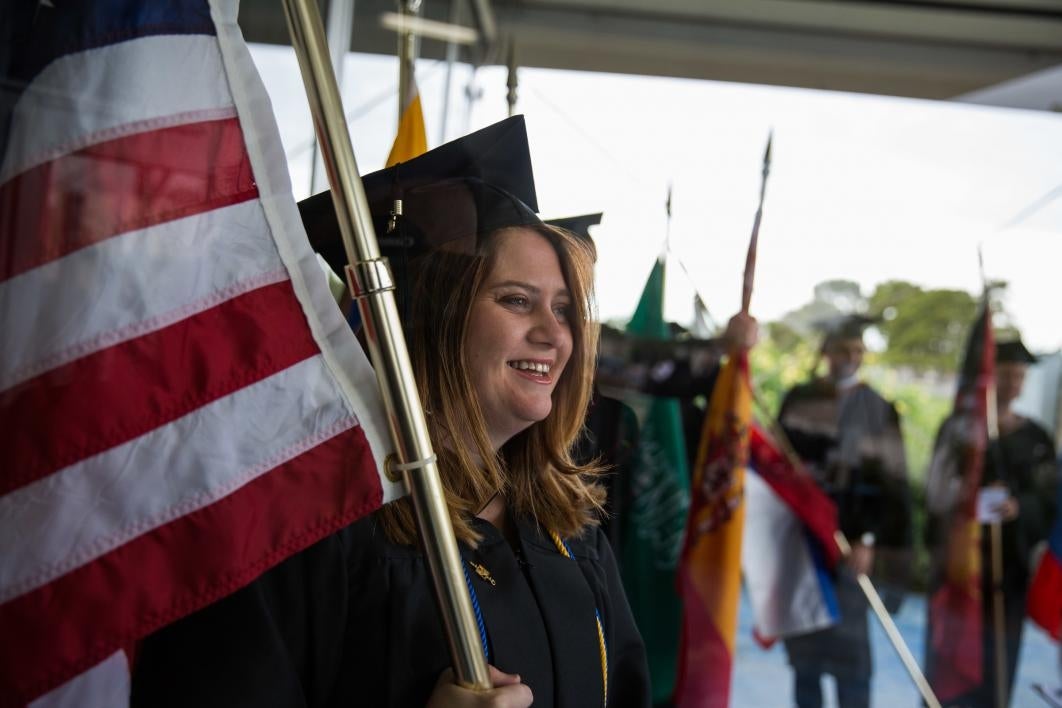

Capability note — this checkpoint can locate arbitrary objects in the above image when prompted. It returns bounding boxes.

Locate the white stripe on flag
[28,651,130,708]
[0,354,356,604]
[742,471,837,640]
[0,200,286,391]
[211,0,400,502]
[1,34,234,185]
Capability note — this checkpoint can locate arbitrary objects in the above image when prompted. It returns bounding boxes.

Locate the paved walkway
[732,591,1060,707]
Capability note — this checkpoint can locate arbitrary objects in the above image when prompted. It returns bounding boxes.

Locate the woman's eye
[553,303,571,321]
[500,294,530,308]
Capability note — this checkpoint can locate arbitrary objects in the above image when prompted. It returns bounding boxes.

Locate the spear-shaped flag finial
[742,130,773,314]
[665,182,674,252]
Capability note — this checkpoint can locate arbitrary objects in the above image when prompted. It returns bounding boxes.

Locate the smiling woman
[467,229,576,451]
[130,116,651,708]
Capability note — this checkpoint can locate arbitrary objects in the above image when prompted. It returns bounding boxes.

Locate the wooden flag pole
[741,133,770,315]
[981,249,1008,708]
[985,375,1009,708]
[281,0,491,691]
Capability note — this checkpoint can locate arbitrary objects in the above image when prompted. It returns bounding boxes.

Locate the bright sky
[249,44,1062,352]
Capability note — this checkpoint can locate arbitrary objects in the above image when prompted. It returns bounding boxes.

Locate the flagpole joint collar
[346,259,395,299]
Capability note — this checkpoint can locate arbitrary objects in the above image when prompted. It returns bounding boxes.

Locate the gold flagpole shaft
[281,0,491,691]
[397,0,421,118]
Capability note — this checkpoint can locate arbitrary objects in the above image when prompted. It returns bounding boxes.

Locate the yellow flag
[386,76,427,167]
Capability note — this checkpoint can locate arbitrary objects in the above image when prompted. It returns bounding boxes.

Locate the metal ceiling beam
[238,0,1062,101]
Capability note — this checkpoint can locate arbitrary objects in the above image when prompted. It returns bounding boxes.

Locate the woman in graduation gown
[131,116,651,708]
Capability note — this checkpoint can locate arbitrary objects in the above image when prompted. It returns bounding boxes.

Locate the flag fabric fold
[924,299,994,702]
[0,1,399,705]
[1027,481,1062,641]
[742,425,840,646]
[674,349,750,708]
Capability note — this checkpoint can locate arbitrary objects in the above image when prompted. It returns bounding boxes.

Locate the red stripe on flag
[673,576,734,708]
[1,280,318,496]
[0,424,382,705]
[0,116,257,282]
[748,425,841,567]
[928,581,984,701]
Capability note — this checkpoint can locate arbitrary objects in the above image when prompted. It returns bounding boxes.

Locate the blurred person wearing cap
[131,117,650,708]
[777,315,912,708]
[925,337,1057,707]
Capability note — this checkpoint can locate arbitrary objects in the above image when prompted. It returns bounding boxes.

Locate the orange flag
[386,69,427,167]
[674,348,751,708]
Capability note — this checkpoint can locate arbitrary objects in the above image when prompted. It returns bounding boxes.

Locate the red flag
[925,299,994,701]
[0,2,398,705]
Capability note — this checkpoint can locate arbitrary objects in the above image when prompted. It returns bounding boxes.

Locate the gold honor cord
[548,531,608,707]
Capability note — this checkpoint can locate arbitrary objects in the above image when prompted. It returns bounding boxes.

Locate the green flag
[621,257,690,704]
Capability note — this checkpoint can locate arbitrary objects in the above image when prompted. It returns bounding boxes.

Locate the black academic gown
[131,513,651,708]
[572,390,641,552]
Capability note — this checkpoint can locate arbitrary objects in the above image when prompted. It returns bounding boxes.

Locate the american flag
[0,1,400,705]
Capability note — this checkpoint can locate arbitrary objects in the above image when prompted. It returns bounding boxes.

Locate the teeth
[510,361,550,374]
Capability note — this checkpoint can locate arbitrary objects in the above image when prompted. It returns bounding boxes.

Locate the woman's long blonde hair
[378,224,604,545]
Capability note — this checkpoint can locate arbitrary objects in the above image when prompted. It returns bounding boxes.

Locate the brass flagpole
[281,0,491,691]
[397,0,421,121]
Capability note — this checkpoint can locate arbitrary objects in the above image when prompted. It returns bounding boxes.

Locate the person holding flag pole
[672,133,939,708]
[134,3,654,707]
[926,273,1057,708]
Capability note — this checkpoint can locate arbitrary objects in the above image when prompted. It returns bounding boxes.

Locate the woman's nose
[529,307,565,345]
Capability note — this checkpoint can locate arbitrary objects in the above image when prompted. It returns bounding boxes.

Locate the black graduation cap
[814,314,877,344]
[546,213,602,242]
[996,338,1037,364]
[299,115,542,281]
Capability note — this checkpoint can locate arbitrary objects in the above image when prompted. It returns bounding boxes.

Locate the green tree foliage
[869,281,977,372]
[750,322,819,417]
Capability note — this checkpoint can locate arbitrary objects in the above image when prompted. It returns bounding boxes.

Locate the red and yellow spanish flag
[674,347,751,708]
[385,68,428,167]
